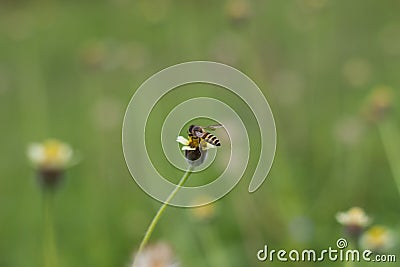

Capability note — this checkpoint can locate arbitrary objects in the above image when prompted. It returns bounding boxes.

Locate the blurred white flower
[336,207,371,239]
[176,136,215,167]
[176,136,215,151]
[27,139,73,170]
[27,139,75,190]
[359,225,396,253]
[176,136,190,148]
[132,242,179,267]
[336,207,371,228]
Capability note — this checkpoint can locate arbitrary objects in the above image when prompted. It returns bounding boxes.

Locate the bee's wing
[203,124,223,131]
[200,139,216,150]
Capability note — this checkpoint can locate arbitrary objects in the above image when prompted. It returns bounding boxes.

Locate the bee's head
[188,125,203,136]
[188,125,194,134]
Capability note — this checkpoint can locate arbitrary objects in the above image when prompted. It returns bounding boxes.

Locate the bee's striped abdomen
[202,132,221,146]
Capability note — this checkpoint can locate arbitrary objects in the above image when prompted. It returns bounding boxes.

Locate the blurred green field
[1,0,399,266]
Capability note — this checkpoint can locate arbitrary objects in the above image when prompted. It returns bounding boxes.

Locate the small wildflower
[27,139,73,189]
[176,135,215,167]
[336,207,371,239]
[176,136,191,150]
[359,225,395,253]
[362,86,393,123]
[132,242,179,267]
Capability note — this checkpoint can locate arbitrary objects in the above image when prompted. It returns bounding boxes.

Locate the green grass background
[0,0,399,266]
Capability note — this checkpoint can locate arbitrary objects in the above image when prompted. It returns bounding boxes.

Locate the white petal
[58,143,73,164]
[176,136,189,145]
[182,146,196,151]
[27,143,45,165]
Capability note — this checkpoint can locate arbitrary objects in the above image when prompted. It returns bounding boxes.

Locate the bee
[188,124,222,147]
[176,124,222,163]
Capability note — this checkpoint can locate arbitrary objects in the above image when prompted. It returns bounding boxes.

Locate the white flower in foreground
[27,139,73,170]
[27,139,74,189]
[176,136,192,151]
[336,207,370,228]
[336,207,371,239]
[360,225,395,253]
[132,242,179,267]
[176,136,215,166]
[176,136,215,151]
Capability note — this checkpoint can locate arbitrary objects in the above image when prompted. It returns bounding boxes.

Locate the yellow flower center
[367,226,387,246]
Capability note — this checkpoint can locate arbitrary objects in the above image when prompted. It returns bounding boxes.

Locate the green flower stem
[137,167,193,254]
[43,191,58,267]
[378,121,400,196]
